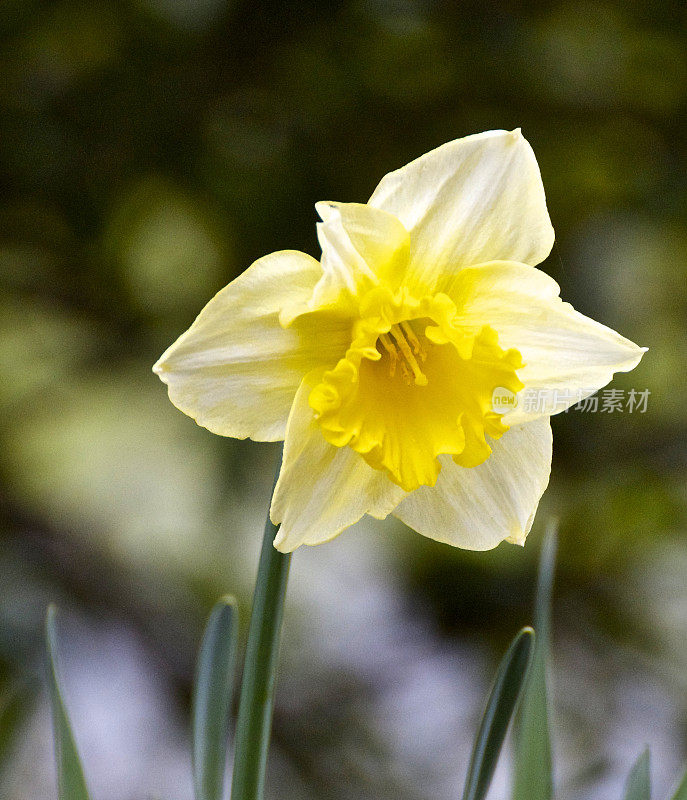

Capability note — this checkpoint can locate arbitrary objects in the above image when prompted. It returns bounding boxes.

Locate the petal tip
[271,519,292,553]
[626,342,648,369]
[272,537,291,553]
[315,200,338,222]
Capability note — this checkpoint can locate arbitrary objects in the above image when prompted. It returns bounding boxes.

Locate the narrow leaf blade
[624,749,651,800]
[45,606,91,800]
[461,627,535,800]
[192,596,239,800]
[512,523,557,800]
[669,767,687,800]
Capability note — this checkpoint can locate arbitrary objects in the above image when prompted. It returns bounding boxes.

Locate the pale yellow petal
[448,260,646,422]
[368,129,554,291]
[153,251,351,441]
[393,418,552,550]
[310,201,411,309]
[270,377,406,552]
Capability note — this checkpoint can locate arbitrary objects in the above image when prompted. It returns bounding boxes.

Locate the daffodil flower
[154,129,645,553]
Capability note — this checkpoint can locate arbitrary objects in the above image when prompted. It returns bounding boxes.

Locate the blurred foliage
[0,0,686,798]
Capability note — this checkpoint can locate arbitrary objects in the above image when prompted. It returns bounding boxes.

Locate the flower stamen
[400,320,426,361]
[379,333,398,377]
[382,322,428,386]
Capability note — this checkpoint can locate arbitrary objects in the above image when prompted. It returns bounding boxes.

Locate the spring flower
[154,129,645,552]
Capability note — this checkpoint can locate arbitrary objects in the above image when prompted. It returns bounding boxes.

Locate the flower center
[378,321,428,386]
[308,289,525,492]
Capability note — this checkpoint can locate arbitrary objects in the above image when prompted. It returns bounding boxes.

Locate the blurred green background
[0,1,685,798]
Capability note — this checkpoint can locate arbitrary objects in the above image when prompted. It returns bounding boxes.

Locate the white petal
[309,201,410,309]
[270,377,406,552]
[448,260,647,423]
[153,251,351,441]
[393,418,552,550]
[368,129,554,289]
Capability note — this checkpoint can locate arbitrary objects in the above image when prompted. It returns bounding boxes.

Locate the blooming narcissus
[154,129,645,553]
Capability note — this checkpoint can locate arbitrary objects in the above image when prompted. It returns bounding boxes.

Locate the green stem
[231,451,290,800]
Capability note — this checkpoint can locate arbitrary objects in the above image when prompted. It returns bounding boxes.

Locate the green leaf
[624,749,651,800]
[461,627,535,800]
[512,522,557,800]
[669,767,687,800]
[192,596,239,800]
[45,605,92,800]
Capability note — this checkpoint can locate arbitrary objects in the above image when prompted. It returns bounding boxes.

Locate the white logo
[492,387,517,413]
